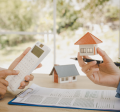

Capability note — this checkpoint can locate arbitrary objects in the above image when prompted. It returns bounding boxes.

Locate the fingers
[18,75,34,89]
[36,64,42,69]
[0,70,16,99]
[0,88,6,99]
[24,75,34,81]
[0,83,7,90]
[97,47,113,63]
[9,47,31,70]
[19,81,29,89]
[0,94,5,100]
[86,67,99,82]
[78,53,99,83]
[0,79,8,86]
[81,61,97,74]
[18,47,31,61]
[77,52,86,67]
[0,83,7,99]
[0,70,19,79]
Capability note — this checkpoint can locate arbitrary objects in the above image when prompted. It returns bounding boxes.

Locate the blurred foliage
[0,34,33,48]
[0,0,53,49]
[105,5,120,22]
[0,0,53,31]
[0,0,119,49]
[56,0,81,34]
[56,0,111,34]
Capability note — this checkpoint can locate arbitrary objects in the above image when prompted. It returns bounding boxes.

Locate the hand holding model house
[49,32,103,84]
[76,32,120,90]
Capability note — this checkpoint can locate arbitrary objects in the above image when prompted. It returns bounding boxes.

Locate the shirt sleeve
[115,82,120,98]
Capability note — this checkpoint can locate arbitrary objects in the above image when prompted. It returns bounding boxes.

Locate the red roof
[74,32,102,45]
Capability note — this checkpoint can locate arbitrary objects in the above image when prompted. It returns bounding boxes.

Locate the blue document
[8,83,120,111]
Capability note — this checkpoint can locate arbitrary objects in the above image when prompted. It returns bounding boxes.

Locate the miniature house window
[61,78,64,81]
[80,48,86,53]
[65,77,68,81]
[73,76,76,80]
[87,48,93,53]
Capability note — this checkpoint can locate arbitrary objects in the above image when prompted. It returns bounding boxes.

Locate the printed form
[12,84,120,111]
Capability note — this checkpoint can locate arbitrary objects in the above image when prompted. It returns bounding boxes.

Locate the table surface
[0,73,116,112]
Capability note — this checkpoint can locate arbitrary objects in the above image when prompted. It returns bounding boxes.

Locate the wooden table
[0,74,116,112]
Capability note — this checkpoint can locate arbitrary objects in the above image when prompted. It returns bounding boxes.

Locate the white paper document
[12,83,120,111]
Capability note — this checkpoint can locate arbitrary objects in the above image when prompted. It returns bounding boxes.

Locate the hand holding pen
[76,47,120,88]
[71,57,120,66]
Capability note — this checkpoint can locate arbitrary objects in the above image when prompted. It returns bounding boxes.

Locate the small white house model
[50,64,79,83]
[74,32,102,56]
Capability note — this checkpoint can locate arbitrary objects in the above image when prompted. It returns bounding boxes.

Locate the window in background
[0,0,120,76]
[56,0,120,76]
[0,0,53,32]
[0,0,55,74]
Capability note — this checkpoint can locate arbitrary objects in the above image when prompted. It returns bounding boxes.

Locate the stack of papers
[9,83,120,111]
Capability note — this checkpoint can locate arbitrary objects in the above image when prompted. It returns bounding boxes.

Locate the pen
[70,58,120,67]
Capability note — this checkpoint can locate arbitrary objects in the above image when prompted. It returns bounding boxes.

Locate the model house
[50,64,79,83]
[74,32,102,56]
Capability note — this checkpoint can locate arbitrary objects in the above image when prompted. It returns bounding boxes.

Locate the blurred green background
[0,0,119,73]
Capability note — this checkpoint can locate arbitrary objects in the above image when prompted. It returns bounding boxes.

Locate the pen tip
[70,58,77,60]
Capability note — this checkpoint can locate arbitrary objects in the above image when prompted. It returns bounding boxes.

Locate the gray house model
[50,64,79,83]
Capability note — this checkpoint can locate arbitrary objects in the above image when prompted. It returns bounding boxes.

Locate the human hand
[8,47,42,89]
[78,47,120,88]
[0,69,19,99]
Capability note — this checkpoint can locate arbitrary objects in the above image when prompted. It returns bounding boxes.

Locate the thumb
[97,47,113,63]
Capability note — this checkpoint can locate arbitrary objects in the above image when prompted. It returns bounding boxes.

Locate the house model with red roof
[74,32,102,56]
